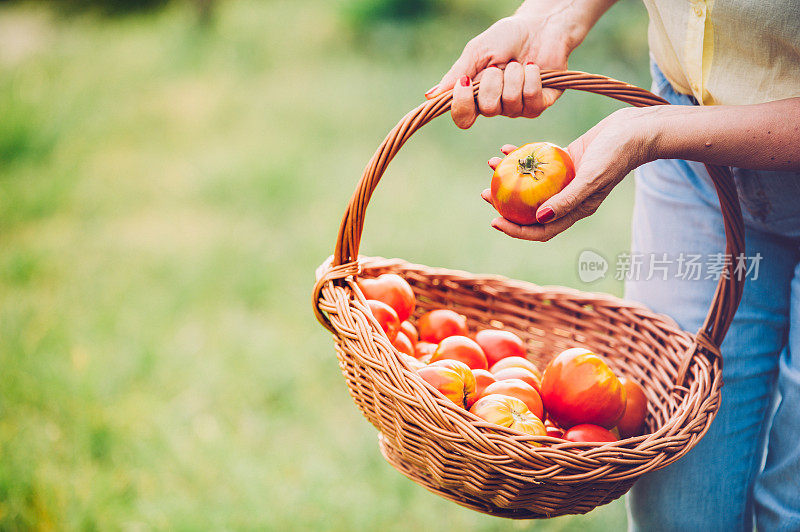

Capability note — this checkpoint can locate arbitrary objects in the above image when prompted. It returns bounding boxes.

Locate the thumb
[426,45,485,99]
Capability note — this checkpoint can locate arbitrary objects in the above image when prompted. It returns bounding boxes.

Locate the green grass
[0,1,650,529]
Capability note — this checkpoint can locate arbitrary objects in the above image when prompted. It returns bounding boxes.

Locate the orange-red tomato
[418,361,476,409]
[481,379,544,419]
[414,341,437,360]
[472,369,497,400]
[544,418,564,438]
[418,309,468,344]
[563,424,617,443]
[469,394,546,438]
[418,354,432,364]
[540,348,626,429]
[357,274,416,322]
[398,353,426,371]
[492,367,541,393]
[391,331,415,357]
[490,142,576,225]
[474,329,526,367]
[616,377,648,438]
[431,335,488,370]
[490,356,542,380]
[366,300,400,341]
[400,321,419,343]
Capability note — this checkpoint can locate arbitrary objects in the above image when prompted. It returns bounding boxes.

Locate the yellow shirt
[642,0,800,105]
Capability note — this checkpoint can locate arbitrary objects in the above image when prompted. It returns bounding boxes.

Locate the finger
[491,212,581,242]
[488,157,502,169]
[535,175,595,224]
[501,61,524,118]
[427,41,484,99]
[477,66,503,117]
[500,144,517,155]
[481,188,493,205]
[521,63,545,118]
[451,75,478,129]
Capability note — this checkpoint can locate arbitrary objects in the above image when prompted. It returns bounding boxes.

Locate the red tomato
[357,274,416,322]
[481,379,544,419]
[418,361,476,409]
[400,321,419,343]
[431,335,488,370]
[391,331,414,357]
[469,394,546,438]
[490,142,576,225]
[418,309,468,344]
[563,424,618,443]
[398,353,426,371]
[544,418,564,438]
[616,377,649,438]
[414,341,437,360]
[492,367,541,393]
[471,369,497,401]
[475,329,526,367]
[490,356,542,380]
[540,348,626,429]
[366,300,400,341]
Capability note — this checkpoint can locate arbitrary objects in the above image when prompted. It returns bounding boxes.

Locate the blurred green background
[0,0,651,529]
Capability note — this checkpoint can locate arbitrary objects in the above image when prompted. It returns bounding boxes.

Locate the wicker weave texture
[313,71,745,518]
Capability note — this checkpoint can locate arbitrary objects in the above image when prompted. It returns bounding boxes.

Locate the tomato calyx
[517,153,548,179]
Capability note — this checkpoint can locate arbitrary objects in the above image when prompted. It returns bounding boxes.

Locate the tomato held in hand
[366,300,400,341]
[472,369,497,399]
[470,394,546,438]
[490,142,576,225]
[616,377,649,438]
[400,321,419,343]
[418,361,476,409]
[431,335,488,370]
[540,348,626,429]
[418,309,468,343]
[492,367,541,393]
[475,329,526,367]
[563,423,618,443]
[357,274,416,322]
[414,341,437,360]
[481,379,544,419]
[391,331,415,357]
[490,356,542,380]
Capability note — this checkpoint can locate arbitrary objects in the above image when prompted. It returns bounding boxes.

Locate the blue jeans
[624,62,800,531]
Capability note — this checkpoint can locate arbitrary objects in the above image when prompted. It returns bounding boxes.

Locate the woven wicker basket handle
[322,70,745,378]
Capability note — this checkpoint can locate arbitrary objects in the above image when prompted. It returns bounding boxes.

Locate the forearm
[517,0,617,52]
[647,99,800,171]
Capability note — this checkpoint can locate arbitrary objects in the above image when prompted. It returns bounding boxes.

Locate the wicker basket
[312,71,745,519]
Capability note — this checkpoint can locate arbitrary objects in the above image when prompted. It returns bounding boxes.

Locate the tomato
[490,142,576,225]
[544,418,564,438]
[616,377,649,438]
[472,369,497,400]
[398,353,426,371]
[474,329,526,367]
[481,379,544,419]
[562,423,618,443]
[490,356,542,380]
[418,361,476,409]
[540,347,626,429]
[414,341,437,360]
[366,300,400,341]
[400,321,419,343]
[492,367,541,393]
[418,309,468,344]
[357,274,416,322]
[469,394,546,438]
[391,331,415,357]
[431,335,488,370]
[418,353,432,364]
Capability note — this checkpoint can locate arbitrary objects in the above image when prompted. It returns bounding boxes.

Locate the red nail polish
[424,84,439,97]
[459,75,471,87]
[537,206,555,223]
[526,62,535,66]
[489,64,499,69]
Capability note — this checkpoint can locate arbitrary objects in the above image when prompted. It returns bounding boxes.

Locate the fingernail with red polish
[425,84,439,97]
[526,62,535,66]
[537,206,555,223]
[459,75,471,87]
[489,64,499,69]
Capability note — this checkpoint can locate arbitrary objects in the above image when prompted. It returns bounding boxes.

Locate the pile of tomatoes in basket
[359,273,649,443]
